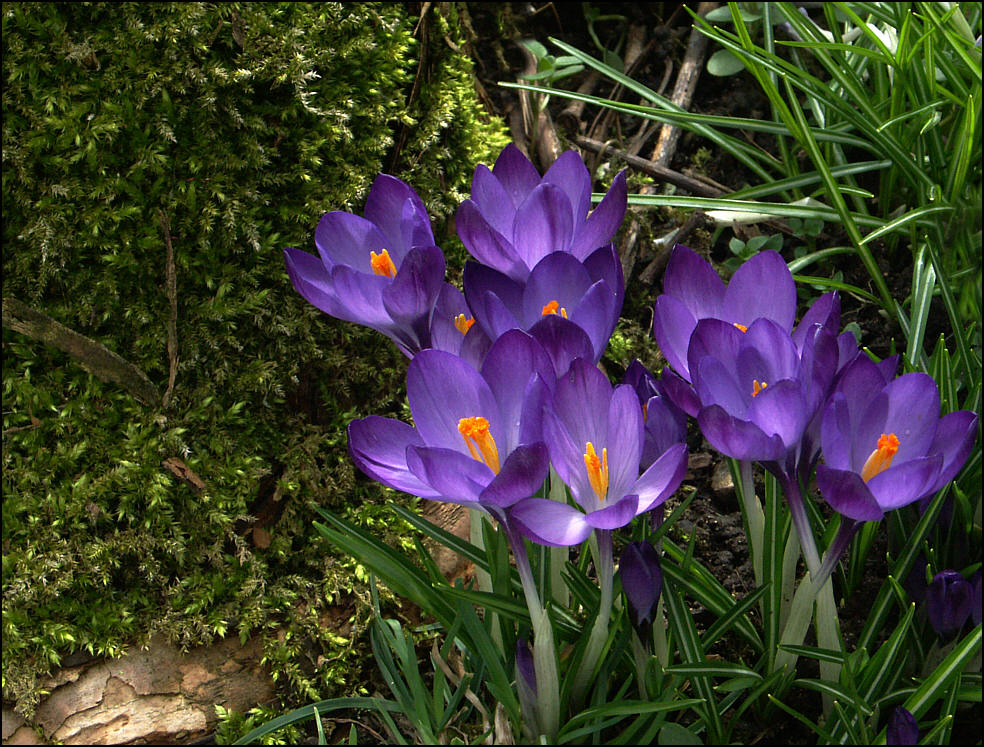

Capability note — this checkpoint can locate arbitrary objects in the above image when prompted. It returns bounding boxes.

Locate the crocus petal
[363,174,434,255]
[697,405,787,461]
[314,211,390,271]
[867,455,942,511]
[606,385,645,500]
[723,250,796,330]
[747,379,808,450]
[542,150,592,228]
[858,373,940,466]
[542,401,594,506]
[479,443,550,507]
[329,265,394,328]
[509,498,593,547]
[816,465,885,522]
[481,330,555,453]
[620,541,662,629]
[472,289,523,343]
[381,245,445,333]
[634,442,688,513]
[585,494,639,530]
[551,358,611,453]
[463,261,525,319]
[570,170,628,259]
[407,350,500,452]
[491,143,542,208]
[662,244,726,321]
[694,355,748,418]
[471,164,518,238]
[284,248,345,318]
[743,318,801,382]
[926,410,979,490]
[652,294,699,381]
[348,417,441,498]
[643,396,688,465]
[527,315,595,379]
[927,570,974,637]
[512,183,575,270]
[820,393,853,471]
[688,318,744,388]
[886,707,918,746]
[406,445,491,505]
[659,368,702,418]
[793,291,840,351]
[566,281,616,362]
[456,199,524,279]
[521,252,593,327]
[582,243,626,312]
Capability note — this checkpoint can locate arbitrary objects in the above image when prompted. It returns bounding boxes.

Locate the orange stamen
[370,248,397,278]
[541,300,568,318]
[458,417,500,474]
[454,314,475,335]
[584,442,609,502]
[860,432,900,482]
[734,323,748,333]
[752,379,767,397]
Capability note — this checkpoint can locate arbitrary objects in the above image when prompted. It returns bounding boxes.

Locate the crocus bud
[515,637,536,695]
[927,570,973,639]
[886,706,918,745]
[619,541,663,641]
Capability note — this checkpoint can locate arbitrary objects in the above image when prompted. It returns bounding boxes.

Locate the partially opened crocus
[348,330,554,513]
[886,707,918,745]
[284,174,446,357]
[428,283,492,370]
[652,245,797,397]
[510,358,688,547]
[456,144,627,283]
[619,540,663,642]
[622,360,688,470]
[464,243,624,363]
[816,356,978,524]
[926,570,974,640]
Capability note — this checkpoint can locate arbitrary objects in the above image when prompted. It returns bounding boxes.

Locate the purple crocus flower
[284,174,446,357]
[622,360,688,470]
[816,356,978,523]
[687,316,838,471]
[926,570,974,639]
[509,358,688,546]
[464,243,625,363]
[456,144,627,283]
[428,283,492,370]
[348,330,555,513]
[886,707,918,745]
[652,245,797,391]
[619,540,663,641]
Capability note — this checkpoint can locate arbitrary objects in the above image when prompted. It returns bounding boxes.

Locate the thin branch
[159,208,179,409]
[3,296,160,405]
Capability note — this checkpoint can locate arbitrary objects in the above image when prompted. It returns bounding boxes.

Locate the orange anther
[860,432,900,482]
[454,314,475,335]
[541,300,568,318]
[370,248,397,278]
[584,442,609,502]
[458,416,500,473]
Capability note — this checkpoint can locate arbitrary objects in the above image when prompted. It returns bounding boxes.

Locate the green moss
[2,1,507,717]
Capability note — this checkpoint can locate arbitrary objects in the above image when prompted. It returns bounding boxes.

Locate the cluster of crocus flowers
[285,143,980,740]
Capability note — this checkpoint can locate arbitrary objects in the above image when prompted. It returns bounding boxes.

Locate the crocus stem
[572,529,615,709]
[774,520,858,676]
[738,460,765,586]
[780,474,821,577]
[469,508,492,593]
[503,521,559,742]
[548,467,571,608]
[630,632,649,700]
